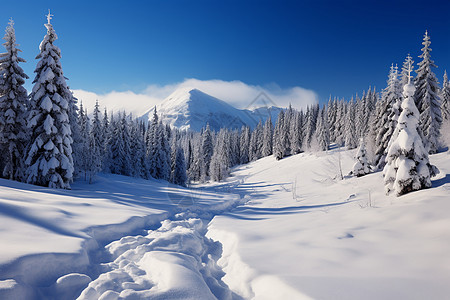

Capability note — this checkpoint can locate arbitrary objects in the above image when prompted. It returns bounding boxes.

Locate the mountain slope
[141,87,281,131]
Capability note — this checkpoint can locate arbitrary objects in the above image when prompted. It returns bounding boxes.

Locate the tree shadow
[432,173,450,188]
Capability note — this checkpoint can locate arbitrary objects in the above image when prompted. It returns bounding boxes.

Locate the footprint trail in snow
[77,212,238,300]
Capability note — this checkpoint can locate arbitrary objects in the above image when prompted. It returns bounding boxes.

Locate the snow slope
[0,174,240,299]
[206,150,450,299]
[141,87,281,131]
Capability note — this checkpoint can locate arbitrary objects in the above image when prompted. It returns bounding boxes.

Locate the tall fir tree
[201,124,213,176]
[440,71,450,122]
[316,106,330,151]
[239,126,250,164]
[262,116,273,157]
[374,64,402,168]
[344,98,357,150]
[384,63,438,196]
[414,31,442,154]
[24,13,74,188]
[0,19,29,180]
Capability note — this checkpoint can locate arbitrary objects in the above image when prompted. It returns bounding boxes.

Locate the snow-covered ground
[1,148,449,299]
[206,149,450,299]
[0,174,240,299]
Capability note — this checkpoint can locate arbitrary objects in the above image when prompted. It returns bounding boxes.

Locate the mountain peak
[142,87,281,132]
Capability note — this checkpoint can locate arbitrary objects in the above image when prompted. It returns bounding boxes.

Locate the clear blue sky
[1,0,449,104]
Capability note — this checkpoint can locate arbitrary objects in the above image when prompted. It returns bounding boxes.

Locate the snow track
[77,212,240,300]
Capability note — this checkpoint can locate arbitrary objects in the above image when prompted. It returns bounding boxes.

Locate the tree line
[0,16,448,194]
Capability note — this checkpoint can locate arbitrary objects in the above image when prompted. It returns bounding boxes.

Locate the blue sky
[0,0,449,107]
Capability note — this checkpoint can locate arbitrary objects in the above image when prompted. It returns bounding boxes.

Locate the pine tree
[89,100,103,178]
[210,129,230,181]
[316,106,330,151]
[273,110,287,160]
[0,19,29,180]
[440,71,450,122]
[201,124,213,177]
[78,103,90,180]
[374,64,402,168]
[239,126,250,164]
[102,108,111,172]
[353,138,370,177]
[262,116,273,157]
[290,111,302,154]
[384,64,438,196]
[400,54,414,87]
[24,13,74,188]
[343,99,357,150]
[415,31,442,154]
[171,146,187,186]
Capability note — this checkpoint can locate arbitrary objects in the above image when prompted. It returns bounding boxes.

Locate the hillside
[206,149,450,299]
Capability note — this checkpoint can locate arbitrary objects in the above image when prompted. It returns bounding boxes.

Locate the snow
[141,87,282,131]
[0,173,239,299]
[206,149,450,299]
[1,147,449,299]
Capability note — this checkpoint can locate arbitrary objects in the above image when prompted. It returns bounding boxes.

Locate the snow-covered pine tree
[201,124,213,177]
[415,31,442,154]
[171,146,187,186]
[374,64,402,168]
[353,138,371,177]
[0,19,29,180]
[273,110,287,160]
[130,119,148,179]
[89,100,103,178]
[316,105,330,151]
[249,121,262,161]
[262,116,273,157]
[77,103,90,180]
[159,120,171,181]
[440,71,450,122]
[102,108,111,172]
[24,13,74,188]
[327,97,337,143]
[334,100,346,146]
[344,98,357,150]
[290,111,302,154]
[210,129,230,181]
[400,54,414,87]
[383,63,438,196]
[239,126,250,164]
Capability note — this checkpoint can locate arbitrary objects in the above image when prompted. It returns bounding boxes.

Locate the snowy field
[0,148,449,299]
[207,149,450,299]
[0,174,240,299]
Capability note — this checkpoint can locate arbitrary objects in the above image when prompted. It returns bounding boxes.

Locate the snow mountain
[141,87,282,131]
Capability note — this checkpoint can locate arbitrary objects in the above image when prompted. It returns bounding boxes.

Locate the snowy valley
[0,147,449,299]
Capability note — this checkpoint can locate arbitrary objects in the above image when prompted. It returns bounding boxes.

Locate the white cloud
[73,79,318,116]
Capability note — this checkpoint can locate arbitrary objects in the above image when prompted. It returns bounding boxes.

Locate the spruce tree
[262,116,273,157]
[374,64,402,168]
[440,71,450,122]
[0,19,29,180]
[24,13,74,188]
[343,99,357,150]
[316,106,330,151]
[171,146,187,186]
[273,110,286,160]
[353,138,370,177]
[201,124,213,177]
[415,31,442,154]
[239,126,250,164]
[384,64,438,196]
